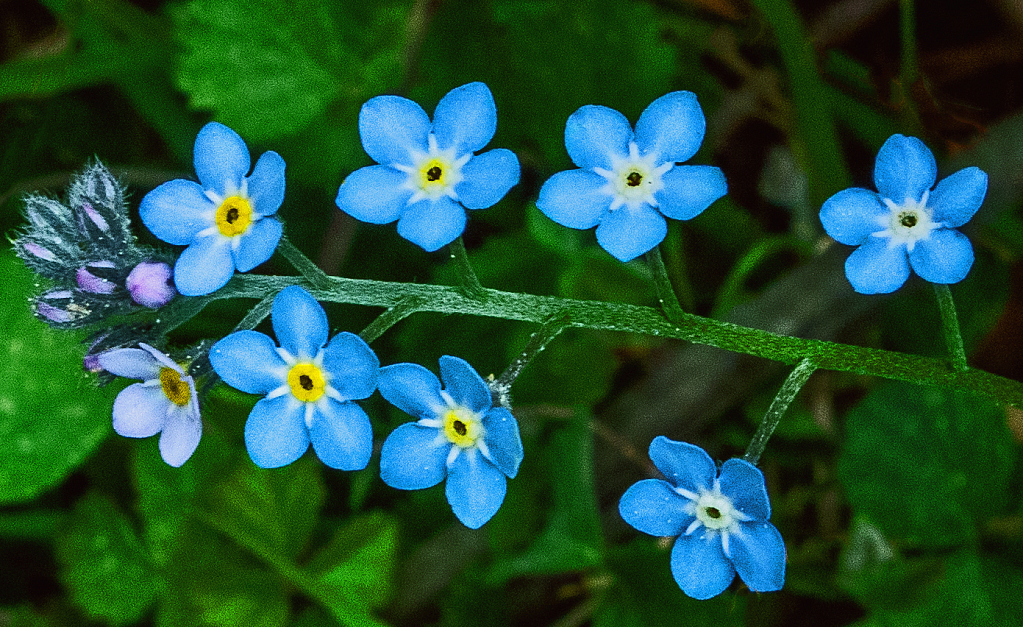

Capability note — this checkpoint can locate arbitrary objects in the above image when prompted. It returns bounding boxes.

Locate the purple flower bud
[24,242,56,261]
[37,301,73,323]
[127,261,176,308]
[83,333,109,372]
[78,201,110,233]
[76,260,117,294]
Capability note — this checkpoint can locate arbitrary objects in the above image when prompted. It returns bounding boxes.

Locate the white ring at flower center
[871,190,942,253]
[593,141,673,212]
[394,134,471,204]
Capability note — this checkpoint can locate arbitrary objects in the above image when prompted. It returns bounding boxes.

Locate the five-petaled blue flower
[140,122,286,296]
[209,286,378,470]
[536,92,727,262]
[820,134,987,294]
[97,343,201,467]
[335,82,520,252]
[619,436,785,599]
[378,356,523,529]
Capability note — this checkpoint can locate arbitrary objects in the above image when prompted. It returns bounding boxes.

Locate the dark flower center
[226,207,239,223]
[900,213,917,228]
[453,419,467,436]
[426,166,443,182]
[705,506,721,519]
[626,171,643,187]
[299,374,314,391]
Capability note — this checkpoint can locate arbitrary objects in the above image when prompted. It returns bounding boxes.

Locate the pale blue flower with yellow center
[378,356,523,529]
[140,122,285,296]
[97,343,201,467]
[336,82,520,252]
[209,286,378,470]
[619,436,785,599]
[537,91,727,262]
[820,134,988,294]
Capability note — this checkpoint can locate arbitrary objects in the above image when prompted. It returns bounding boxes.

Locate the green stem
[645,245,685,325]
[167,274,1023,407]
[193,291,277,389]
[934,284,968,372]
[448,236,488,301]
[277,235,333,291]
[744,358,817,464]
[492,312,573,402]
[358,295,427,344]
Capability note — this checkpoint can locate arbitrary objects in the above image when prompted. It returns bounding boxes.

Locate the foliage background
[2,0,1023,625]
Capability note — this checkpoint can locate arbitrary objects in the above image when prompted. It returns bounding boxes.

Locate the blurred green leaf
[487,411,603,583]
[839,382,1014,547]
[525,203,582,257]
[56,492,158,625]
[173,0,355,142]
[0,253,113,504]
[307,511,399,612]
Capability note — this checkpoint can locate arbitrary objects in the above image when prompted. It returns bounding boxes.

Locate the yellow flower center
[215,195,253,237]
[287,363,326,402]
[159,367,191,406]
[442,406,482,448]
[418,158,449,192]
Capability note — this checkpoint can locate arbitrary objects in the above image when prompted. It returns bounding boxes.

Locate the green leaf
[487,411,603,583]
[838,382,1014,547]
[0,253,113,504]
[172,0,355,141]
[56,493,158,625]
[307,511,399,613]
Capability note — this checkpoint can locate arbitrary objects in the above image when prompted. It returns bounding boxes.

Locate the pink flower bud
[24,242,56,261]
[127,261,176,308]
[76,260,117,294]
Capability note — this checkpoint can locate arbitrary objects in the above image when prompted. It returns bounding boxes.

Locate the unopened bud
[126,261,176,308]
[76,260,117,294]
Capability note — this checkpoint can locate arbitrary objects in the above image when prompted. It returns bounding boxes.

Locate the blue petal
[309,400,373,471]
[246,150,286,217]
[655,165,726,221]
[718,459,771,521]
[731,522,786,593]
[98,348,160,380]
[536,169,610,230]
[909,228,974,284]
[359,95,430,167]
[439,355,491,413]
[648,436,716,494]
[140,179,214,245]
[321,332,379,401]
[819,188,887,245]
[244,395,309,468]
[446,452,507,529]
[174,235,234,296]
[873,134,936,204]
[670,533,736,600]
[396,197,465,252]
[112,383,166,438]
[272,285,328,359]
[480,407,522,478]
[844,237,910,294]
[379,363,445,420]
[335,165,412,224]
[194,122,250,197]
[595,203,668,262]
[455,149,520,210]
[928,167,988,228]
[432,82,497,155]
[565,105,633,170]
[618,478,694,537]
[634,91,706,163]
[233,217,282,272]
[159,406,202,468]
[209,331,286,394]
[379,422,449,489]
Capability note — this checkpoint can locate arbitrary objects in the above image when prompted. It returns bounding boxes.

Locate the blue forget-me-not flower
[820,134,988,294]
[336,82,520,252]
[619,436,785,599]
[210,286,378,470]
[97,343,201,467]
[140,122,286,296]
[536,92,727,262]
[378,356,523,529]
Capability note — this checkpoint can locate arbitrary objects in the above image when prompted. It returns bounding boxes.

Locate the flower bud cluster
[12,162,177,328]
